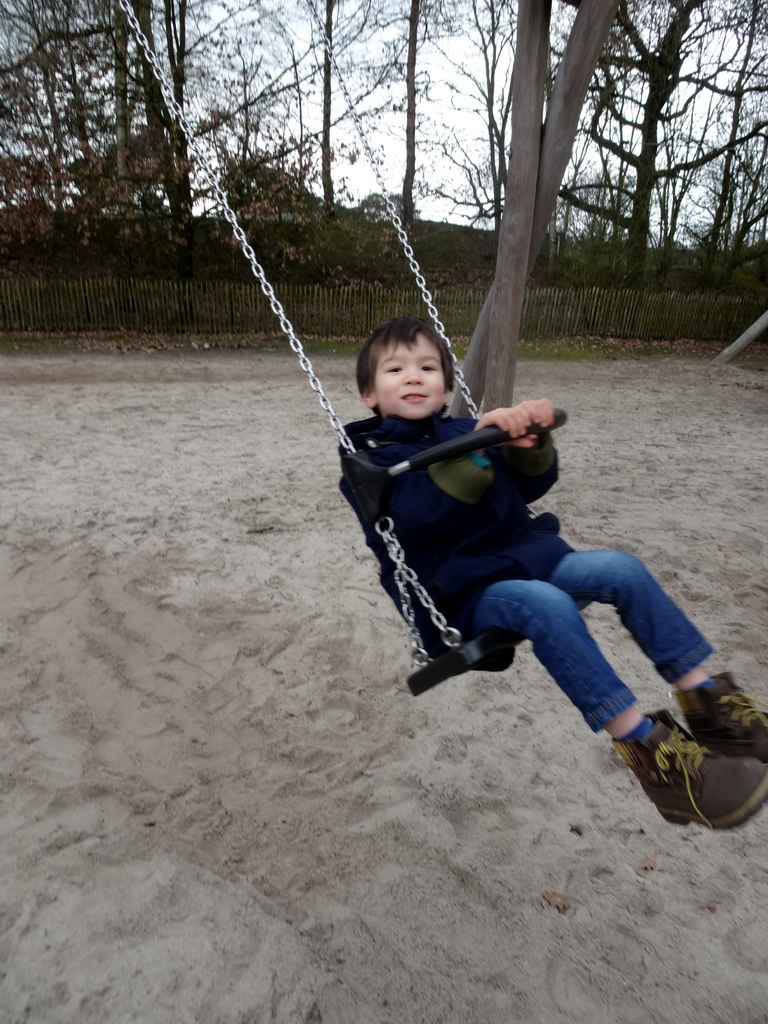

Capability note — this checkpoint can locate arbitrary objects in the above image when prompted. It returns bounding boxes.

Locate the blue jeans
[470,550,714,732]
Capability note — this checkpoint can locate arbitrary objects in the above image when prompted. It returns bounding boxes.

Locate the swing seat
[408,627,523,696]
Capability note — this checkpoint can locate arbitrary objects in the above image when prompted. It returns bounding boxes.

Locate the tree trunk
[134,0,166,143]
[321,0,335,218]
[164,0,194,280]
[622,0,697,282]
[114,0,129,190]
[133,0,195,279]
[402,0,420,233]
[624,119,657,284]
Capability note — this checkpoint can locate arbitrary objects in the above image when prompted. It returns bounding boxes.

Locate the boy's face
[363,333,450,420]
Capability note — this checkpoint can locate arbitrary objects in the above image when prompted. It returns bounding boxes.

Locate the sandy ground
[1,349,768,1024]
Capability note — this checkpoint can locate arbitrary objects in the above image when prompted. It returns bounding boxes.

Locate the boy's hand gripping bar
[342,409,567,522]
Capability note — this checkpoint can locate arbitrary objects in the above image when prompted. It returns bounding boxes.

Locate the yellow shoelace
[719,692,768,729]
[654,729,710,825]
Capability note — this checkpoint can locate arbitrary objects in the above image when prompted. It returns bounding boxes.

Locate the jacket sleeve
[427,455,494,504]
[498,433,559,503]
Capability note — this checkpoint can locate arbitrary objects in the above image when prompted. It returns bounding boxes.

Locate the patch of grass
[0,334,70,354]
[519,338,605,361]
[1,331,766,370]
[521,335,768,368]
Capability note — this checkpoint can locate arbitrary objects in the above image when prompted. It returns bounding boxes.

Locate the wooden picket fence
[0,279,761,343]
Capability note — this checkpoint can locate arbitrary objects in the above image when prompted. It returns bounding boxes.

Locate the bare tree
[311,0,410,219]
[0,0,113,245]
[694,0,768,280]
[199,16,318,225]
[562,0,768,283]
[429,0,516,234]
[0,0,324,272]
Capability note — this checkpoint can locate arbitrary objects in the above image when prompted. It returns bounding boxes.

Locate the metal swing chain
[376,518,463,663]
[306,0,480,420]
[119,0,466,662]
[115,0,356,455]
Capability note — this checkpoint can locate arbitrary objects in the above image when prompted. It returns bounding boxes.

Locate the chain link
[119,0,469,659]
[306,0,479,419]
[375,519,463,662]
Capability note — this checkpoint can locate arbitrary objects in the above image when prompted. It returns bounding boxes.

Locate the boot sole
[657,767,768,829]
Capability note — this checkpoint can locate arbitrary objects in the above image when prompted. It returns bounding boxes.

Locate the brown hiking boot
[675,673,768,762]
[613,709,768,829]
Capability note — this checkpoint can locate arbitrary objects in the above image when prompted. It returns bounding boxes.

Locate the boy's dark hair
[356,316,455,396]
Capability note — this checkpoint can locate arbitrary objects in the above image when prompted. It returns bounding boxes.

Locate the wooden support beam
[456,0,619,413]
[712,308,768,365]
[485,0,551,409]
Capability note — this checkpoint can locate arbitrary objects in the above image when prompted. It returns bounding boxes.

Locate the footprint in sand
[544,958,612,1022]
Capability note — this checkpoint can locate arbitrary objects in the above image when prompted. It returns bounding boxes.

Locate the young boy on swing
[340,316,768,829]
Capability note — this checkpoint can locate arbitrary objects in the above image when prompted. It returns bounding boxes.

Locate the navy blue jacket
[339,410,573,657]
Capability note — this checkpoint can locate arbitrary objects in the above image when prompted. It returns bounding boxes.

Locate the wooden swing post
[485,0,551,410]
[712,309,768,365]
[459,0,620,413]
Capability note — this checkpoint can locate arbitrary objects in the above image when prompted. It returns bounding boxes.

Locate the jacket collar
[344,408,450,449]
